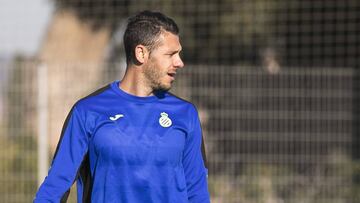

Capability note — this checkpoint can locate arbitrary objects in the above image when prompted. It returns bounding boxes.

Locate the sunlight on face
[143,31,184,91]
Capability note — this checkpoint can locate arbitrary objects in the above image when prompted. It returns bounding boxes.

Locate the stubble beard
[143,63,172,92]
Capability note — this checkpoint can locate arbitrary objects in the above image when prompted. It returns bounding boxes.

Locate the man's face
[142,31,184,91]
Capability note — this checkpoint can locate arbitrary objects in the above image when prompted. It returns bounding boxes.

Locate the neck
[119,65,154,97]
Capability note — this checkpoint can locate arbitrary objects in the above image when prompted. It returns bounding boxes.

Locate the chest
[90,107,189,166]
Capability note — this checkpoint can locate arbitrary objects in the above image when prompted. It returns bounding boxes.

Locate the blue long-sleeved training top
[34,81,210,203]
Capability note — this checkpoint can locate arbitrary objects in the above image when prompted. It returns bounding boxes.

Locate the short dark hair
[123,10,179,64]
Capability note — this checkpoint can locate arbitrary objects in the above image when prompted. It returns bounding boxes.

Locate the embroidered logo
[159,112,172,128]
[109,114,124,121]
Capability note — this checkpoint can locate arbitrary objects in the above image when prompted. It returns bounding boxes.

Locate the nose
[174,55,184,69]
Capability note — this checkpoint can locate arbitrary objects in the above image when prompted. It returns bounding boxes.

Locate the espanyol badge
[159,112,172,128]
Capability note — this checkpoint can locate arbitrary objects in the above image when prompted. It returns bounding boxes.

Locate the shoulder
[165,92,199,115]
[73,83,113,112]
[166,91,194,105]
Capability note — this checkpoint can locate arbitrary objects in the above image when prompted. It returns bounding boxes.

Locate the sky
[0,0,53,58]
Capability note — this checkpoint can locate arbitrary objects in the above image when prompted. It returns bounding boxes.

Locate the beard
[143,63,172,92]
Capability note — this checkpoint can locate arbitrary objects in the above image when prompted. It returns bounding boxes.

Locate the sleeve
[33,106,89,203]
[183,105,210,203]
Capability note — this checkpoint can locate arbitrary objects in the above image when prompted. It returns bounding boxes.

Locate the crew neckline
[111,80,165,103]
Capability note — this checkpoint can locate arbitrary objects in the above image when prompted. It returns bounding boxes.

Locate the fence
[0,60,358,202]
[1,0,360,202]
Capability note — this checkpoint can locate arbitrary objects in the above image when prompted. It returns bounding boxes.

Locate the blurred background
[1,0,360,202]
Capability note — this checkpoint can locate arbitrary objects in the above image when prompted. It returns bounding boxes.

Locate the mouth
[167,72,176,80]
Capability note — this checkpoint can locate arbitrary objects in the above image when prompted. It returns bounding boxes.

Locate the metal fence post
[37,63,48,186]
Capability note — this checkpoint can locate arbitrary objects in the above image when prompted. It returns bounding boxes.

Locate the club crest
[159,112,172,128]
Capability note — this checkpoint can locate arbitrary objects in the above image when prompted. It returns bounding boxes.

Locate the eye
[165,53,175,58]
[168,50,179,55]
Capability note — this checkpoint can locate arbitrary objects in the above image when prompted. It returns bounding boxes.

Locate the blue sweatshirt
[34,81,210,203]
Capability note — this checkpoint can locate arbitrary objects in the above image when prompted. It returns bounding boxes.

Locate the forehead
[155,31,182,52]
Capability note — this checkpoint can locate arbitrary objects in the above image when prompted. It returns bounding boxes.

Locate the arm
[183,105,210,203]
[34,106,89,203]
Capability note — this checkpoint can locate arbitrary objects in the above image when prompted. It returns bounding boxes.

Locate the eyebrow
[167,48,182,55]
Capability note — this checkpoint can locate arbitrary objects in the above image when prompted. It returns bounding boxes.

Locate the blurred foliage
[54,0,131,30]
[6,55,30,140]
[55,0,359,67]
[1,55,38,202]
[0,131,38,202]
[54,0,282,65]
[209,151,359,203]
[353,156,360,202]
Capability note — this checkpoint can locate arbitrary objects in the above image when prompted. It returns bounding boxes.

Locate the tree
[39,0,131,149]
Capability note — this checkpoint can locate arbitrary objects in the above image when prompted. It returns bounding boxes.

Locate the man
[34,10,210,202]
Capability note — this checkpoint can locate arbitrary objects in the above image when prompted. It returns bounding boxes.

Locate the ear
[134,45,149,64]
